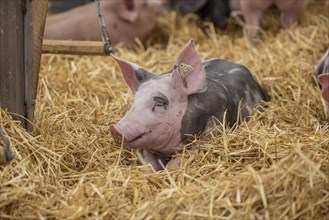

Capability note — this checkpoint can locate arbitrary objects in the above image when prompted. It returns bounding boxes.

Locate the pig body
[171,0,305,41]
[44,0,168,47]
[317,49,329,122]
[180,58,269,138]
[236,0,306,44]
[110,40,269,170]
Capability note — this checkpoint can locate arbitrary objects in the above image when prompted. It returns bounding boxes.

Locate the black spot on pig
[175,0,231,30]
[180,58,269,143]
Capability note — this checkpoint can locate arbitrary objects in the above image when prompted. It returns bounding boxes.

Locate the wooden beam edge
[42,40,106,55]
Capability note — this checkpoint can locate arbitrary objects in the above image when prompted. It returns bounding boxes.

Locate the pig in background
[171,0,306,44]
[48,0,89,14]
[317,49,329,122]
[110,40,269,171]
[231,0,306,44]
[44,0,170,48]
[44,0,307,48]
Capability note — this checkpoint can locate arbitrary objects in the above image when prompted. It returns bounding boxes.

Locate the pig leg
[280,8,302,29]
[166,146,199,170]
[142,150,166,171]
[241,1,272,44]
[242,11,264,44]
[166,156,183,169]
[276,0,305,29]
[167,119,219,170]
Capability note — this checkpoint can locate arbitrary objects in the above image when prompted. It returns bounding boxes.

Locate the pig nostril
[110,125,123,141]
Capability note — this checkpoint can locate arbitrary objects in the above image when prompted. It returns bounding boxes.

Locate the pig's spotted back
[203,59,269,102]
[180,58,269,143]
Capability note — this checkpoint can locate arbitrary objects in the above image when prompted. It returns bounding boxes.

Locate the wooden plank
[25,0,48,131]
[0,0,48,130]
[24,0,34,130]
[42,40,106,55]
[0,0,25,126]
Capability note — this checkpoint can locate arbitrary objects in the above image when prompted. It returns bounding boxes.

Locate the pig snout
[110,125,124,142]
[111,123,151,147]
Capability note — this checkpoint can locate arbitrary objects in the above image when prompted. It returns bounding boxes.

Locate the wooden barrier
[0,0,48,130]
[42,40,106,55]
[0,1,26,125]
[0,0,48,165]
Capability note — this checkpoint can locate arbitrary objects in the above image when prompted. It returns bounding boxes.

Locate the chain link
[95,0,112,55]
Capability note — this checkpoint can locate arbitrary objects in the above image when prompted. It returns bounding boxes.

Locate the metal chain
[95,0,113,55]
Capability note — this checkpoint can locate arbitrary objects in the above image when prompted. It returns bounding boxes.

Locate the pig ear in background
[318,73,329,102]
[119,0,138,23]
[170,40,205,95]
[112,55,152,93]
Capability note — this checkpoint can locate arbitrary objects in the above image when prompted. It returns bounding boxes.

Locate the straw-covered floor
[1,1,329,219]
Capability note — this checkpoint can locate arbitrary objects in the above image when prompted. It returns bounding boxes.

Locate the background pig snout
[110,125,123,142]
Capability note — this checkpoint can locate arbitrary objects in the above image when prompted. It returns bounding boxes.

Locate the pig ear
[318,73,329,102]
[112,54,153,93]
[119,0,138,23]
[170,40,205,95]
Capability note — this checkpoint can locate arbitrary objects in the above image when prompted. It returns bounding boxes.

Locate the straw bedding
[0,1,328,219]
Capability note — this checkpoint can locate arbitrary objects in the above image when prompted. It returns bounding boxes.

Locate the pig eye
[152,96,168,111]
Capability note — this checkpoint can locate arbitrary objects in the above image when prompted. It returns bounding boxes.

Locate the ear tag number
[179,63,193,78]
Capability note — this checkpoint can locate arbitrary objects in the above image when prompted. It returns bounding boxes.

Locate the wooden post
[28,0,48,131]
[0,0,48,130]
[0,1,25,125]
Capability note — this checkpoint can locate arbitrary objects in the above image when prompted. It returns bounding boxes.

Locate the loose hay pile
[1,1,329,219]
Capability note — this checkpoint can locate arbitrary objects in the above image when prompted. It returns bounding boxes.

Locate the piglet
[317,49,329,122]
[110,40,269,171]
[237,0,306,44]
[44,0,169,47]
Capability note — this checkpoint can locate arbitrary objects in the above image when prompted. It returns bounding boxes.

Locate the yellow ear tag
[179,63,193,78]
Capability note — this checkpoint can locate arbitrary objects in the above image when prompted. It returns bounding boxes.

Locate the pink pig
[110,41,205,170]
[110,40,269,170]
[44,0,169,47]
[232,0,306,44]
